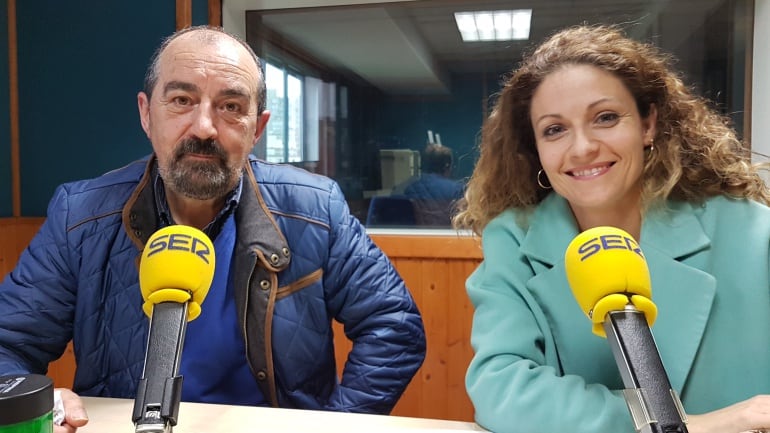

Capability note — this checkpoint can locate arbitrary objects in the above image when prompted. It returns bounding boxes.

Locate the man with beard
[0,26,425,432]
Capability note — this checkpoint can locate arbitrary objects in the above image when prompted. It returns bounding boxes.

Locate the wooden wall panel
[208,0,222,26]
[0,219,482,422]
[0,217,45,276]
[176,0,192,30]
[7,0,21,217]
[333,249,479,421]
[47,342,76,388]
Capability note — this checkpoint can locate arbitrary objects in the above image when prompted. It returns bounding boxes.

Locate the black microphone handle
[604,308,689,433]
[132,301,188,433]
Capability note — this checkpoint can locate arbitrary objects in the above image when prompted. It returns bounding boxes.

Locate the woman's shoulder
[483,207,531,238]
[671,195,770,241]
[485,194,569,233]
[698,195,770,219]
[482,194,575,256]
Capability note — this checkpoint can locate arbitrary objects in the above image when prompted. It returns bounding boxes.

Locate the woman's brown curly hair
[453,24,769,236]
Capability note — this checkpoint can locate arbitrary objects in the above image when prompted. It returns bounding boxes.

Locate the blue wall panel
[192,0,209,26]
[16,1,175,215]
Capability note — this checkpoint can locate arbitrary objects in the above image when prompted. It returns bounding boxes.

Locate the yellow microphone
[139,225,215,321]
[564,226,657,337]
[564,226,688,433]
[133,225,216,433]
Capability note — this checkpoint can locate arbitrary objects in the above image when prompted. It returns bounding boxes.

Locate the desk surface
[79,397,487,432]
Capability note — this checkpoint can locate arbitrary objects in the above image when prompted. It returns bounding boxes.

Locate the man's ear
[254,110,271,144]
[137,92,152,138]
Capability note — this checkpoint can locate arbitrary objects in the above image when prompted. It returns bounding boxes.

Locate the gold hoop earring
[645,140,655,159]
[537,169,552,189]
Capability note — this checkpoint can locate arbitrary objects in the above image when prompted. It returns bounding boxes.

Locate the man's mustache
[174,137,227,161]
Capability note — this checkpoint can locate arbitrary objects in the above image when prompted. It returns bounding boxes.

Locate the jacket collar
[234,158,291,272]
[122,155,291,272]
[519,193,716,393]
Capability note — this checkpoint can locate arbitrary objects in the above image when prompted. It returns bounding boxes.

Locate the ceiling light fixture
[454,9,532,42]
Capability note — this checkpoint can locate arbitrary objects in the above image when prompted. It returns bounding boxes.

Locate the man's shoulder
[247,158,349,226]
[61,158,148,196]
[52,158,148,224]
[249,158,338,194]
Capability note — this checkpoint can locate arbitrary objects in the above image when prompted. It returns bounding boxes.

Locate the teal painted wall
[0,0,11,217]
[15,1,176,215]
[192,0,209,26]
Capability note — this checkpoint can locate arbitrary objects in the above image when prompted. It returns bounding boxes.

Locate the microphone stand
[132,301,188,433]
[604,304,689,433]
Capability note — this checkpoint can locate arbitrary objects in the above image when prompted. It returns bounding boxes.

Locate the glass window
[264,62,287,163]
[287,73,304,163]
[232,0,754,229]
[262,62,308,163]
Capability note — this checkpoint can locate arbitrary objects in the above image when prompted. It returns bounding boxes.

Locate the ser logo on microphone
[146,233,211,264]
[577,234,643,261]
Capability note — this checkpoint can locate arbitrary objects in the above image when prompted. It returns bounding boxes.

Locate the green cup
[0,374,53,433]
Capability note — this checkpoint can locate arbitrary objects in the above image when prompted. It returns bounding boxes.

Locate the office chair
[366,196,416,227]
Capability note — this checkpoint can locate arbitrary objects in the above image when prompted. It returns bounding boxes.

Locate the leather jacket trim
[270,209,331,231]
[244,164,291,269]
[238,251,264,402]
[254,249,285,273]
[122,157,157,251]
[276,268,323,301]
[67,209,122,233]
[234,161,296,407]
[264,271,280,406]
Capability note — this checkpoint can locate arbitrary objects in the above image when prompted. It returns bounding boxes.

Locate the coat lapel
[639,203,715,393]
[519,195,716,394]
[519,193,579,267]
[521,195,625,382]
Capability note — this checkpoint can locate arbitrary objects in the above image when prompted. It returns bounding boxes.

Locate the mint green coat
[466,193,770,432]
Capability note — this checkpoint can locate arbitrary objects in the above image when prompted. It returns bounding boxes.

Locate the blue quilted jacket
[0,155,426,414]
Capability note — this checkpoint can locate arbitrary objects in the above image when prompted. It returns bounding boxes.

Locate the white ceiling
[223,0,415,39]
[256,6,450,94]
[224,0,725,95]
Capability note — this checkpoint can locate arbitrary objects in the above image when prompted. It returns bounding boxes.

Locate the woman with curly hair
[455,24,770,433]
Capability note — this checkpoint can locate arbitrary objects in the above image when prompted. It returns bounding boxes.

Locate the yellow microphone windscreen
[139,225,215,321]
[564,226,655,336]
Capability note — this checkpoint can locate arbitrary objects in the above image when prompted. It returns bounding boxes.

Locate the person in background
[398,143,464,226]
[454,24,770,433]
[0,25,425,432]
